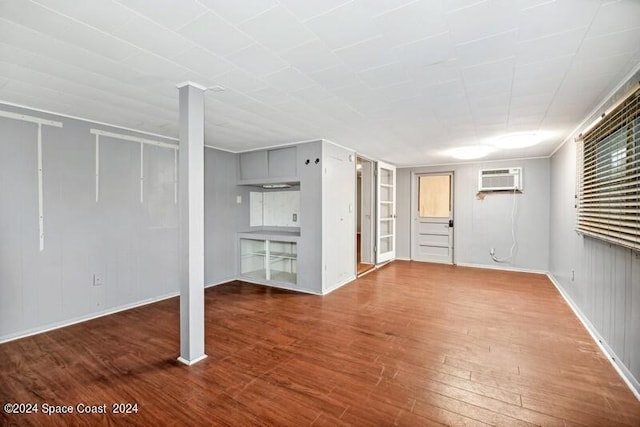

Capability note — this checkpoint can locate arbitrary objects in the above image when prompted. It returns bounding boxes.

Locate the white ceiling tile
[198,0,278,25]
[357,61,409,88]
[513,55,573,83]
[455,30,517,67]
[512,76,562,97]
[171,46,234,78]
[446,0,518,44]
[279,40,343,73]
[0,0,75,37]
[461,57,515,85]
[290,84,334,103]
[333,36,398,72]
[331,80,373,105]
[307,64,364,89]
[122,52,188,81]
[404,59,462,86]
[178,11,253,56]
[374,1,448,46]
[32,0,137,33]
[264,67,316,92]
[352,0,417,17]
[422,79,467,99]
[212,67,268,92]
[469,91,511,110]
[587,0,640,38]
[305,2,382,50]
[578,27,640,59]
[239,6,316,53]
[114,0,207,31]
[225,43,288,77]
[113,15,195,58]
[515,0,557,11]
[246,86,294,105]
[234,100,280,119]
[277,0,352,22]
[507,114,543,130]
[517,0,600,42]
[516,27,586,65]
[570,51,635,80]
[509,92,554,115]
[465,77,512,99]
[394,32,456,69]
[56,24,141,62]
[212,89,255,107]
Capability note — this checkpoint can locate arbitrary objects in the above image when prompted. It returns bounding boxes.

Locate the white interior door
[376,161,396,263]
[412,173,453,264]
[360,159,374,264]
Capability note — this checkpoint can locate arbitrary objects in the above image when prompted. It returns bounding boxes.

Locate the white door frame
[410,171,455,264]
[357,156,375,265]
[376,161,396,263]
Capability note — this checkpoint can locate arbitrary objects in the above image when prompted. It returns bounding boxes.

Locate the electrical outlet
[292,213,297,222]
[93,274,104,286]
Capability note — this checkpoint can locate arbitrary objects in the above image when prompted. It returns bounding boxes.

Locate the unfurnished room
[1,0,640,425]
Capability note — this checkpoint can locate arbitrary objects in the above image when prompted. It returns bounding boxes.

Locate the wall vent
[478,167,522,191]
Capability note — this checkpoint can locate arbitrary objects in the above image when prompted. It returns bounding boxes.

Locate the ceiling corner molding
[176,81,208,91]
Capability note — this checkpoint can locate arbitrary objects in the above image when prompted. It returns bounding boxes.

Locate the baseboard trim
[547,273,640,401]
[322,275,357,295]
[177,354,208,366]
[456,262,548,275]
[236,276,321,295]
[0,290,180,344]
[204,277,236,289]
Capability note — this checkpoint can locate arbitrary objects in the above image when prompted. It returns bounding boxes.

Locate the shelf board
[270,251,297,259]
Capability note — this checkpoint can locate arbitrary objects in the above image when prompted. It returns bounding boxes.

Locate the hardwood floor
[1,261,639,426]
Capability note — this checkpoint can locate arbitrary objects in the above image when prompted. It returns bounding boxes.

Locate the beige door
[412,173,453,264]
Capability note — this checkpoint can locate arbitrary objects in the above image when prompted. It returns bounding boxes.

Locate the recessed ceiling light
[448,145,494,160]
[492,133,540,149]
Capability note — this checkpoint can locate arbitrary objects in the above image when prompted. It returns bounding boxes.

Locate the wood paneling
[1,261,639,425]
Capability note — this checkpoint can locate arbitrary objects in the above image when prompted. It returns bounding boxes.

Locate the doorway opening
[356,156,375,276]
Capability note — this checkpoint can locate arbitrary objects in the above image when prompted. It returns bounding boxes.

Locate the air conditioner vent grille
[478,167,522,191]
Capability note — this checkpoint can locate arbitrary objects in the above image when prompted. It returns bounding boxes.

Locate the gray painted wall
[0,103,238,341]
[549,70,640,392]
[397,158,550,272]
[204,147,242,286]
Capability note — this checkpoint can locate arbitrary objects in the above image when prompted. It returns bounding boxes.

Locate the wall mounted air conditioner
[478,167,522,191]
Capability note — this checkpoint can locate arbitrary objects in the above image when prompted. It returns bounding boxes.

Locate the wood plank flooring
[1,261,639,426]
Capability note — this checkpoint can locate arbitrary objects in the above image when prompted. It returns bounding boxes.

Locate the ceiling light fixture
[492,133,540,149]
[262,183,292,189]
[448,145,494,160]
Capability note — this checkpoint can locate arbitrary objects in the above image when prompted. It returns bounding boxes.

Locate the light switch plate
[93,274,104,286]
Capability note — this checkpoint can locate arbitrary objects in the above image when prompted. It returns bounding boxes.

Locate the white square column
[177,82,207,366]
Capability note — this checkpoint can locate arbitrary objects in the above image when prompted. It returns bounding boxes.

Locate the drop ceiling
[1,0,639,166]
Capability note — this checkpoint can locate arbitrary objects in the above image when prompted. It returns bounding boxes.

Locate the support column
[177,82,207,365]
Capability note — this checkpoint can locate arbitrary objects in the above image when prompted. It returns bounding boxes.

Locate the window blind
[576,85,640,251]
